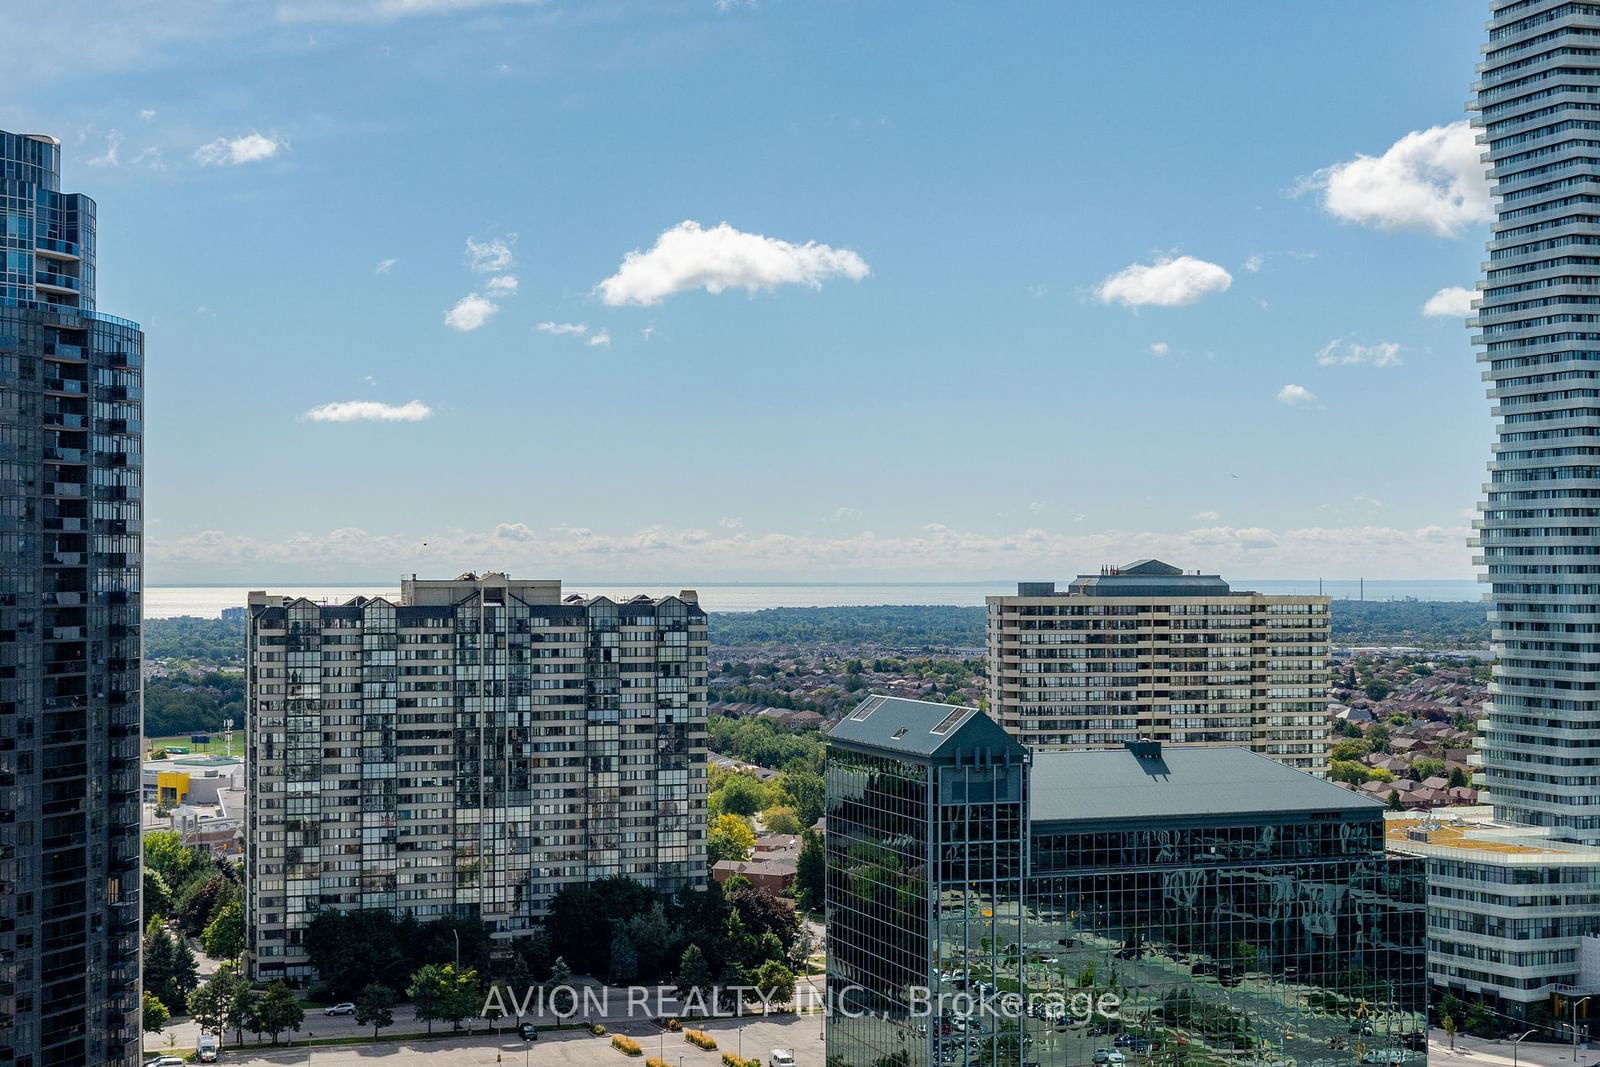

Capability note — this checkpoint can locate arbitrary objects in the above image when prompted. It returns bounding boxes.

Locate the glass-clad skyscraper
[1472,1,1600,840]
[0,132,145,1065]
[826,697,1426,1067]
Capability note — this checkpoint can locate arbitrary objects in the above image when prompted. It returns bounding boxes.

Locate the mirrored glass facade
[826,699,1426,1067]
[0,130,143,1067]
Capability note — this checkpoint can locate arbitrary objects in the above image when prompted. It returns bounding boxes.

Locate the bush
[592,1023,608,1036]
[686,1029,718,1051]
[659,1017,683,1032]
[724,1054,761,1067]
[612,1035,642,1056]
[648,1059,673,1067]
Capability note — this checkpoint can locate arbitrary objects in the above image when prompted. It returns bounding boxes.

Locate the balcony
[34,270,80,293]
[35,237,81,260]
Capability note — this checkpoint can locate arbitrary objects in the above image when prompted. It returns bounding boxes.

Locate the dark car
[519,1023,540,1040]
[1401,1033,1427,1052]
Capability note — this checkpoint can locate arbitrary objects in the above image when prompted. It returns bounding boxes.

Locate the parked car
[146,1058,186,1067]
[770,1049,797,1067]
[196,1034,219,1062]
[519,1022,540,1040]
[1093,1050,1126,1066]
[1401,1033,1427,1052]
[324,1002,356,1016]
[1360,1051,1407,1065]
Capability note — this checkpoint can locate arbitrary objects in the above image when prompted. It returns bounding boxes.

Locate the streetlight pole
[453,928,461,971]
[1514,1029,1538,1067]
[1577,998,1593,1062]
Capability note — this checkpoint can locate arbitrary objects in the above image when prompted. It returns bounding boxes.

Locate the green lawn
[146,733,237,757]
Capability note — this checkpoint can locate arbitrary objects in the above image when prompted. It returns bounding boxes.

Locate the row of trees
[143,831,243,1012]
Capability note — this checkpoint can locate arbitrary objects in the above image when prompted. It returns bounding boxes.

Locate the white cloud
[1094,255,1232,309]
[139,108,157,120]
[719,516,744,529]
[485,274,519,295]
[1315,339,1402,367]
[88,131,122,168]
[641,324,657,341]
[1277,384,1318,406]
[147,518,1473,584]
[1299,121,1490,237]
[1243,254,1263,273]
[194,132,281,166]
[444,293,497,331]
[537,321,587,336]
[1149,341,1170,356]
[375,258,398,274]
[303,399,432,423]
[1422,286,1474,318]
[596,220,869,306]
[830,507,863,522]
[1191,511,1220,521]
[465,235,515,273]
[585,329,611,348]
[276,0,544,21]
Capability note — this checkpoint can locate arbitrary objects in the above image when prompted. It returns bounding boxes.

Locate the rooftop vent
[1125,738,1162,760]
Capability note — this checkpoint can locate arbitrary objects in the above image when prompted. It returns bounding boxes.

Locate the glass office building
[0,131,145,1066]
[826,698,1426,1067]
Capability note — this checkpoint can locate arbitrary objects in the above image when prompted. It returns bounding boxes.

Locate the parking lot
[148,1010,825,1067]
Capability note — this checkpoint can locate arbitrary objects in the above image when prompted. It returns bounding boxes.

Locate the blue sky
[6,0,1493,583]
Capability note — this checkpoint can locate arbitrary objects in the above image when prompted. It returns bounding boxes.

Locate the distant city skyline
[3,1,1490,582]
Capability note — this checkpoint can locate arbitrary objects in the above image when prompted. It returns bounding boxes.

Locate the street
[147,1007,826,1067]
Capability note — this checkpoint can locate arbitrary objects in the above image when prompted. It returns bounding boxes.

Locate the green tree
[437,964,482,1031]
[1328,739,1370,762]
[750,959,796,1006]
[408,963,445,1035]
[1388,790,1404,811]
[187,969,233,1039]
[610,929,640,985]
[143,868,173,919]
[144,829,205,887]
[712,774,769,817]
[224,969,256,1047]
[142,992,169,1035]
[1449,767,1470,788]
[1329,760,1372,786]
[762,806,802,835]
[708,814,756,864]
[355,982,397,1040]
[202,898,245,960]
[548,956,575,1015]
[675,944,714,1013]
[795,829,825,911]
[251,981,303,1045]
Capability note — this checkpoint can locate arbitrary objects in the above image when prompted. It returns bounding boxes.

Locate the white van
[770,1050,796,1067]
[196,1034,219,1062]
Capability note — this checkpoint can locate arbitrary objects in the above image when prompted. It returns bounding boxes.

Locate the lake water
[142,579,1483,619]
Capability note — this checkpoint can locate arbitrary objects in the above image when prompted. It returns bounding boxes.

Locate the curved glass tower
[1474,3,1600,841]
[0,131,144,1065]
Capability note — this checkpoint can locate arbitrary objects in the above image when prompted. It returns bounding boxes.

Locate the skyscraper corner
[0,129,145,1065]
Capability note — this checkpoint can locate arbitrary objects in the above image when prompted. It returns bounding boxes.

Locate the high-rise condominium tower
[986,560,1330,775]
[0,132,145,1065]
[244,574,709,982]
[1473,1,1600,841]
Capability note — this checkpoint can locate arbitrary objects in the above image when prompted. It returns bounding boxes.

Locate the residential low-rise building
[1387,808,1600,1018]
